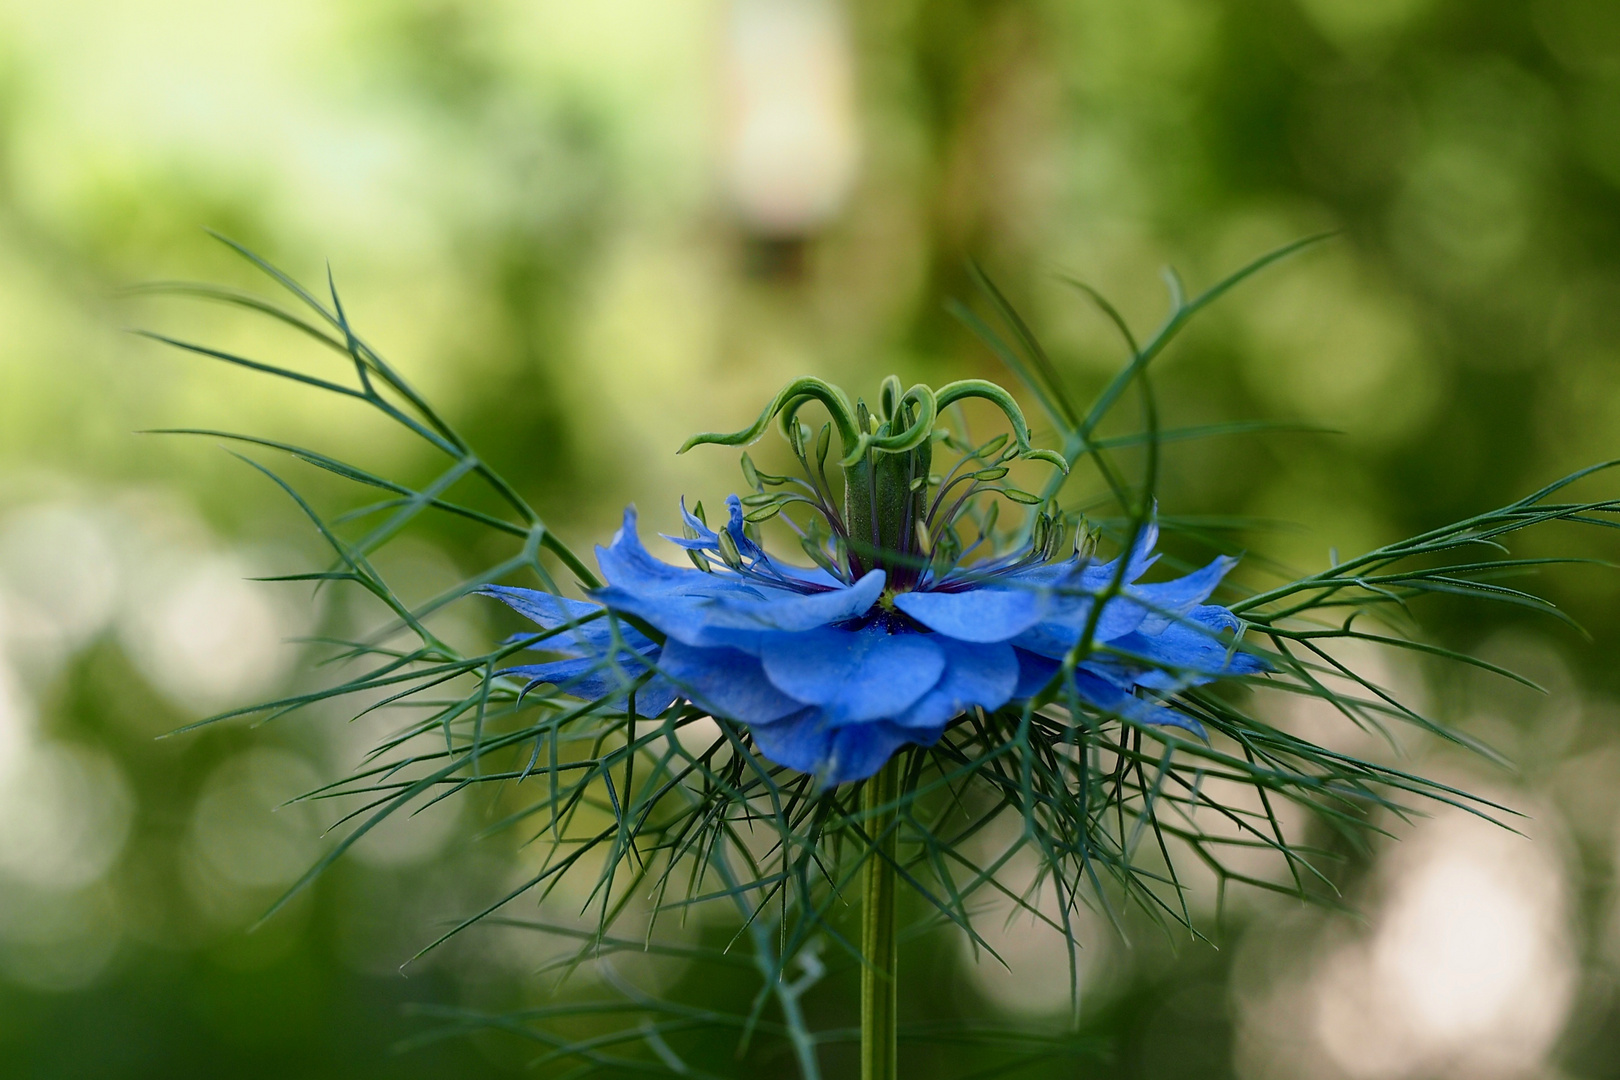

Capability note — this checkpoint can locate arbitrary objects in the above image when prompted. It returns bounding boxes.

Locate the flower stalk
[861,757,901,1080]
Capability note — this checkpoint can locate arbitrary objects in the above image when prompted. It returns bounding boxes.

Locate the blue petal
[480,586,658,654]
[1027,555,1239,673]
[632,680,679,715]
[775,562,846,588]
[661,496,720,550]
[684,496,715,537]
[826,722,940,784]
[592,506,884,645]
[501,655,677,715]
[747,710,939,784]
[891,638,1018,730]
[595,505,786,605]
[1070,670,1206,738]
[1109,518,1162,583]
[1131,556,1237,634]
[1193,604,1241,634]
[760,627,945,724]
[597,507,754,597]
[742,707,827,773]
[1007,649,1207,738]
[900,537,1179,646]
[892,587,1048,643]
[658,639,805,724]
[594,569,884,646]
[480,586,600,627]
[694,570,885,632]
[590,586,766,646]
[915,538,1155,651]
[1113,606,1268,692]
[1013,648,1061,698]
[1008,594,1151,659]
[990,557,1077,588]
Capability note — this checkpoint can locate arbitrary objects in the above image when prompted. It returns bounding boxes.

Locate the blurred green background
[2,0,1620,1076]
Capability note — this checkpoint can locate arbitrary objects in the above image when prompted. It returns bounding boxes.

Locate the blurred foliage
[1,0,1619,1077]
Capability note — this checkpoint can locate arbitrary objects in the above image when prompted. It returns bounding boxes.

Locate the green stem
[861,758,900,1080]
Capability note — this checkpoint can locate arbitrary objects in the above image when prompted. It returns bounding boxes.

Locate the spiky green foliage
[139,235,1619,1078]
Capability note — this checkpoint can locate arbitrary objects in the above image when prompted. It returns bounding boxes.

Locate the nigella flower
[484,376,1264,784]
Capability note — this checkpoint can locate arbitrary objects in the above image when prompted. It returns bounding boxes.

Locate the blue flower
[484,496,1263,785]
[482,375,1265,784]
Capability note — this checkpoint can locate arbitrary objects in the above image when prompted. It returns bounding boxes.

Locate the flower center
[680,373,1070,594]
[844,590,925,634]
